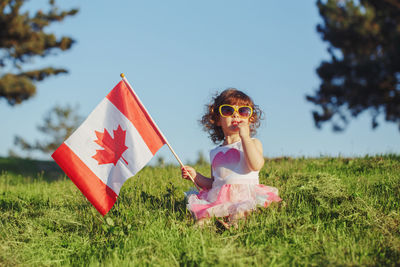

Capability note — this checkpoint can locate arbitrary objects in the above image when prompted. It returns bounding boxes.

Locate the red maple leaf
[92,125,128,166]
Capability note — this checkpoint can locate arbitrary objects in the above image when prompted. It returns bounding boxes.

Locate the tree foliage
[0,0,78,105]
[307,0,400,131]
[13,104,82,156]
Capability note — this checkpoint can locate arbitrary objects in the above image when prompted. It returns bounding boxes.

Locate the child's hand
[181,166,196,180]
[238,120,251,139]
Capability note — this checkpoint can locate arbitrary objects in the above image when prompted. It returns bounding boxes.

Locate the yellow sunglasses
[219,104,253,118]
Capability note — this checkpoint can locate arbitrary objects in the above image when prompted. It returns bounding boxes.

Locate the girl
[182,88,281,227]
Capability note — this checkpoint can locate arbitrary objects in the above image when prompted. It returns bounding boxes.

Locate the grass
[0,155,399,266]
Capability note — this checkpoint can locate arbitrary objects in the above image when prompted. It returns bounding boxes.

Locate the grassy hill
[0,155,399,266]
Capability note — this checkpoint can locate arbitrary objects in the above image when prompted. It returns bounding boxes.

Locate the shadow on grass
[116,182,188,221]
[138,187,187,214]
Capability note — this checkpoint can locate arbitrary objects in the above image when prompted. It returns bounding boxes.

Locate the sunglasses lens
[239,107,252,117]
[220,105,235,116]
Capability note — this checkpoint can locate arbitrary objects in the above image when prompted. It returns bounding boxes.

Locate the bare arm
[182,166,214,190]
[238,120,265,171]
[241,137,265,171]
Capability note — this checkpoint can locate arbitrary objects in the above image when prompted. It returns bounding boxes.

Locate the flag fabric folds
[52,80,166,215]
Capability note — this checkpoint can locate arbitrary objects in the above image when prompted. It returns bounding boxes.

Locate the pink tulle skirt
[186,184,282,220]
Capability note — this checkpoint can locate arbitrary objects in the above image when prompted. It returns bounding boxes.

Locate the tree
[156,156,165,167]
[0,0,78,105]
[307,0,400,131]
[12,104,82,157]
[195,151,208,166]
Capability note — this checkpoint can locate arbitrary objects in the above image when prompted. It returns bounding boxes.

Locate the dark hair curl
[200,88,263,144]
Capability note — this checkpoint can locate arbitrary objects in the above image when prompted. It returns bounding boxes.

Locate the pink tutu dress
[186,141,282,220]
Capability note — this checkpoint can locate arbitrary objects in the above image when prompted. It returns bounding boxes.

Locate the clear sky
[1,0,399,164]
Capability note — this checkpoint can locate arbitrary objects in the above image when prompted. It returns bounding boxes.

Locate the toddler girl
[182,88,281,227]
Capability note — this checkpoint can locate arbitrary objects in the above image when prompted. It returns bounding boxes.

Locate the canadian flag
[52,79,166,215]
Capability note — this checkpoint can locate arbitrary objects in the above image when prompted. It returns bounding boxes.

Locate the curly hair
[200,88,264,144]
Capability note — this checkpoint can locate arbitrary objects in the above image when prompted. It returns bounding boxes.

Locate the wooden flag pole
[120,73,201,191]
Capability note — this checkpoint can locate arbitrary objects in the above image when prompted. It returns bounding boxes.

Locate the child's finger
[181,166,190,171]
[238,120,248,126]
[181,167,190,179]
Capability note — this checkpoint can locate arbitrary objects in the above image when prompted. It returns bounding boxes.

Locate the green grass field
[1,155,399,266]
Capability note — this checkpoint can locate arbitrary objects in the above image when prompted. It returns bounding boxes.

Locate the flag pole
[120,73,201,191]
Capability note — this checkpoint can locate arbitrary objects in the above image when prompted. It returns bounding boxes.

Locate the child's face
[217,104,251,136]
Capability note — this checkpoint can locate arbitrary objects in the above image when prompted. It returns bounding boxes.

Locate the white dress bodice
[210,141,259,187]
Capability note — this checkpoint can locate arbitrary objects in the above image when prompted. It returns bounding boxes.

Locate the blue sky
[1,0,399,164]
